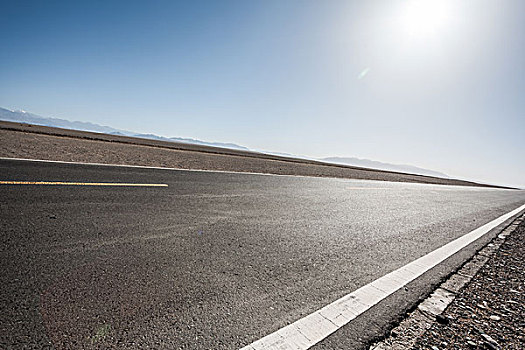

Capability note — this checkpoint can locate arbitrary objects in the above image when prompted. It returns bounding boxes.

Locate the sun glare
[400,0,455,38]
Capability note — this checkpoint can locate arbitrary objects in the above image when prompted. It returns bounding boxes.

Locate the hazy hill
[0,107,249,151]
[321,157,449,178]
[0,107,122,135]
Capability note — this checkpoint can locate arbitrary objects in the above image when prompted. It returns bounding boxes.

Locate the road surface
[1,158,524,349]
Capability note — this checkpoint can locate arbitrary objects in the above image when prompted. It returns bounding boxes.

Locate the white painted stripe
[0,156,341,180]
[0,157,515,191]
[347,187,391,190]
[241,204,525,350]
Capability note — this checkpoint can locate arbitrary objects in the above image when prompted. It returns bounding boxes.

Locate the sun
[400,0,455,38]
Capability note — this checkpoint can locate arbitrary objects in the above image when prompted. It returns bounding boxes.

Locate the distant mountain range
[321,157,449,178]
[0,107,249,151]
[0,107,449,178]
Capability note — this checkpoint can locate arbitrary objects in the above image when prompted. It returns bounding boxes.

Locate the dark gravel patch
[414,221,525,350]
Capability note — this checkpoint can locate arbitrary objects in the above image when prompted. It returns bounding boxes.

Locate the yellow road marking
[0,181,168,187]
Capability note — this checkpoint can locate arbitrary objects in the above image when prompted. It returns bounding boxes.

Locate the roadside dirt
[0,121,507,188]
[414,220,525,350]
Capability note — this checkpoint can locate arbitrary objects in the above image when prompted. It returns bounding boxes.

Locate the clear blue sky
[1,0,524,187]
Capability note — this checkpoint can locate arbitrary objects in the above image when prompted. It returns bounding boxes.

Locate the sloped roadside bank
[0,121,512,188]
[370,214,524,350]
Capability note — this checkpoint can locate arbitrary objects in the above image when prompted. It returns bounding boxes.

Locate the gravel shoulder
[371,215,524,350]
[0,121,510,188]
[414,218,525,350]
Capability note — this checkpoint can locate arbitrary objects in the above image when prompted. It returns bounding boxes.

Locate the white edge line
[0,157,337,179]
[241,204,525,350]
[0,157,518,190]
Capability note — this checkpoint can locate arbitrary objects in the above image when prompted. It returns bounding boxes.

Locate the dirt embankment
[0,121,509,188]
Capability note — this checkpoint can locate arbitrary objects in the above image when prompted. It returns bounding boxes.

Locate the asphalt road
[1,159,524,349]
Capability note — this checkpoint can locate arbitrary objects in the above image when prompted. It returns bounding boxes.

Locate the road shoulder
[370,213,524,350]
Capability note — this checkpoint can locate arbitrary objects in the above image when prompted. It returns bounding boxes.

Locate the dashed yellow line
[0,181,168,187]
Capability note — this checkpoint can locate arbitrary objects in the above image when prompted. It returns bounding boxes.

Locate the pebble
[489,315,501,321]
[481,333,499,347]
[466,340,477,347]
[483,341,499,350]
[473,326,484,334]
[435,314,449,325]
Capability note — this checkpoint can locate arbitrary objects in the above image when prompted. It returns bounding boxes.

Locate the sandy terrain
[0,121,506,188]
